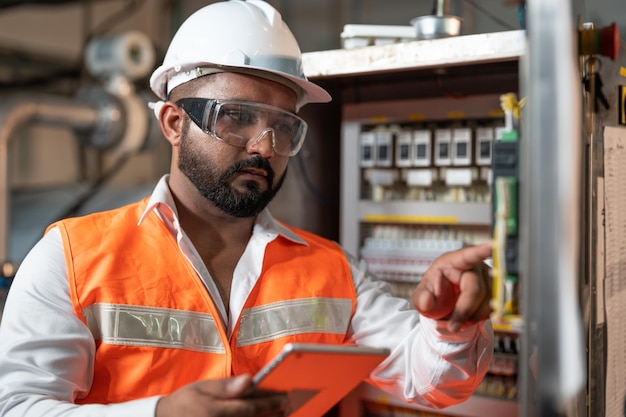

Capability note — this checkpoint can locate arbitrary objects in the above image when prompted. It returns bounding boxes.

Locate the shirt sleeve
[0,227,161,417]
[345,250,494,409]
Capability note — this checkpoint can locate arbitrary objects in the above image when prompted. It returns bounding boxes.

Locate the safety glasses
[176,98,308,157]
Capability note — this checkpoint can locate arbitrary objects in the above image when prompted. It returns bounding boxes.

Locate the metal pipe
[434,0,450,17]
[0,95,100,270]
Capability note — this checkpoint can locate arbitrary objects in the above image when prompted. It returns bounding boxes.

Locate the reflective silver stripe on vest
[83,303,225,353]
[237,297,352,347]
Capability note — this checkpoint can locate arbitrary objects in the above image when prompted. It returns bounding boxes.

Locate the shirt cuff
[419,315,487,343]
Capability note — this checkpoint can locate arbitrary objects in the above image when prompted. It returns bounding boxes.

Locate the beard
[178,120,286,218]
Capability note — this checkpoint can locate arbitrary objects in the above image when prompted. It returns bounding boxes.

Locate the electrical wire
[0,0,77,9]
[0,0,146,89]
[0,47,81,90]
[491,176,509,322]
[54,150,137,220]
[0,68,80,90]
[434,75,466,99]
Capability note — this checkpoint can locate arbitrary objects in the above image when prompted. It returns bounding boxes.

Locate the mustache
[223,156,275,181]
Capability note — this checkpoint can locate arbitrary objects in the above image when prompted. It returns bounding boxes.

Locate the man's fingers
[413,275,457,319]
[196,375,253,398]
[414,288,434,310]
[448,268,490,332]
[437,242,492,278]
[415,242,492,330]
[413,285,437,314]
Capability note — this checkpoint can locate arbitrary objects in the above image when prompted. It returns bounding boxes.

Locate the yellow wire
[499,93,526,120]
[491,177,509,322]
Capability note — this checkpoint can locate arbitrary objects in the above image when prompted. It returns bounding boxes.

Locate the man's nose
[246,128,275,157]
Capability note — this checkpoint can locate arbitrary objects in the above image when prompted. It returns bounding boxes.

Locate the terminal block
[492,130,520,321]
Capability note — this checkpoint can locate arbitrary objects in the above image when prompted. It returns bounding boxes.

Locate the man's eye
[224,110,256,124]
[273,120,297,134]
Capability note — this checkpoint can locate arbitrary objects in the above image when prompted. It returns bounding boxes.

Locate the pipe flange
[74,86,126,150]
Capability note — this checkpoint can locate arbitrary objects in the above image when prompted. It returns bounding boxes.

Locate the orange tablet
[252,343,390,417]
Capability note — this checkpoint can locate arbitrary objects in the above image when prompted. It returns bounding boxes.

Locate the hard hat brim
[150,63,331,110]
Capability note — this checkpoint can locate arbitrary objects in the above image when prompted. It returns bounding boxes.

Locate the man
[0,1,494,417]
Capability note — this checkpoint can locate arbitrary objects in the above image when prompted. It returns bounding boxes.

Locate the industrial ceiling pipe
[0,31,155,276]
[0,93,124,275]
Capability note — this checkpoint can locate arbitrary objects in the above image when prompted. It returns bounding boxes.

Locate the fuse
[375,130,393,167]
[395,130,413,167]
[434,128,452,166]
[475,126,494,166]
[452,127,472,166]
[359,131,376,167]
[412,129,432,167]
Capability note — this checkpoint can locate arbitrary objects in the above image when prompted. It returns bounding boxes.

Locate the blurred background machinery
[1,29,160,275]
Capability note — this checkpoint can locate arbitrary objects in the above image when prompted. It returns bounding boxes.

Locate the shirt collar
[138,175,308,246]
[254,209,308,245]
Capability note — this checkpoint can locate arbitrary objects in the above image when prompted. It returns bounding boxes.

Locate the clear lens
[177,98,307,156]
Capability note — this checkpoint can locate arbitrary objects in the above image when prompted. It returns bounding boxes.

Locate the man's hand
[412,242,492,333]
[156,375,288,417]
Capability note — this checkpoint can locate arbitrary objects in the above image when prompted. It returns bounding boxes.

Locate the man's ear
[158,101,184,146]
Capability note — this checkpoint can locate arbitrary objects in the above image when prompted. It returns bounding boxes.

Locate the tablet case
[253,343,390,417]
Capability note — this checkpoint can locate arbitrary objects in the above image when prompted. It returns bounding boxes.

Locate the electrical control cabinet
[339,96,521,417]
[303,30,525,417]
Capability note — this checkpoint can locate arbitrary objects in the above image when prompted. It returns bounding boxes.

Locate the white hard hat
[150,0,331,109]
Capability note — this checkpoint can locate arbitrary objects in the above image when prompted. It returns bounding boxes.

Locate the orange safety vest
[49,199,357,404]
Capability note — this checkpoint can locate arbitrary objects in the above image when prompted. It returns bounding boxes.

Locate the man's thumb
[225,374,253,396]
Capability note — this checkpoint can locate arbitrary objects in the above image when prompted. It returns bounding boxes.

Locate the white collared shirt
[0,175,493,417]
